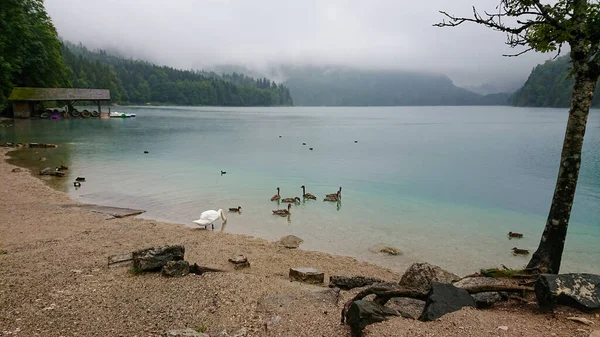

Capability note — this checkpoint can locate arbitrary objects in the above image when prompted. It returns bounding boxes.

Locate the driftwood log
[341,284,534,323]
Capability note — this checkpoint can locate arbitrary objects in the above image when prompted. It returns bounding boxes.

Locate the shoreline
[1,147,598,336]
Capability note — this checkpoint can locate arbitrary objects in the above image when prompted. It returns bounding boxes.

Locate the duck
[272,203,292,216]
[326,187,342,199]
[281,196,301,204]
[221,170,226,175]
[512,247,529,255]
[229,206,242,213]
[73,181,81,187]
[324,191,341,202]
[271,187,281,201]
[301,185,317,200]
[193,209,227,230]
[59,165,68,170]
[309,147,314,151]
[508,231,524,238]
[75,177,85,182]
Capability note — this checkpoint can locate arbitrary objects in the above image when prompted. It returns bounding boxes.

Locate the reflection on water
[2,106,599,275]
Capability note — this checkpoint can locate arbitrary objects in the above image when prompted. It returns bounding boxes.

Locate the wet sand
[0,148,597,336]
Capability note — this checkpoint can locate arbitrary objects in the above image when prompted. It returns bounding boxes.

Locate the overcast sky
[45,0,556,86]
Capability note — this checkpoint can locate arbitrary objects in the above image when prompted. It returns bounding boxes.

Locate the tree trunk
[526,65,598,274]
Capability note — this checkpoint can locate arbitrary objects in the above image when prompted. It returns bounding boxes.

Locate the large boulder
[329,275,386,290]
[454,276,509,308]
[132,245,185,272]
[418,282,476,322]
[161,260,190,277]
[399,262,460,295]
[386,297,426,319]
[346,300,399,337]
[535,273,600,311]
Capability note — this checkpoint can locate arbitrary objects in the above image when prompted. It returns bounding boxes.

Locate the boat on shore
[110,111,136,118]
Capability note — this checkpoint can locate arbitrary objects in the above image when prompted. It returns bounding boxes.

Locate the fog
[45,0,557,86]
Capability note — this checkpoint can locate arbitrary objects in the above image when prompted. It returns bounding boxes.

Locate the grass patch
[196,325,207,333]
[128,266,143,275]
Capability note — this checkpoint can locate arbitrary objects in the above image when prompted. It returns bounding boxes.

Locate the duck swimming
[229,206,242,212]
[324,191,341,202]
[271,187,281,201]
[272,203,292,216]
[281,196,301,204]
[326,187,342,199]
[301,185,316,200]
[508,231,524,238]
[512,247,529,255]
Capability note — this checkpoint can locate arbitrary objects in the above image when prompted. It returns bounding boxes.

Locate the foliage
[0,0,71,111]
[196,325,207,333]
[62,42,293,106]
[281,66,511,106]
[514,56,600,107]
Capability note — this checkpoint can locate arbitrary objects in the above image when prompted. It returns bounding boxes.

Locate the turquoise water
[2,106,599,275]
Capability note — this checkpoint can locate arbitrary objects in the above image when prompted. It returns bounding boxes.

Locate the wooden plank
[69,205,146,218]
[108,252,133,268]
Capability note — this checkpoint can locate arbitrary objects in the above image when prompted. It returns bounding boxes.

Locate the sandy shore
[0,148,598,336]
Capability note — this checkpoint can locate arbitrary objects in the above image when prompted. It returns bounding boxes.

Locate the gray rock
[40,167,52,175]
[369,244,402,256]
[346,300,399,337]
[164,328,209,337]
[399,262,460,295]
[279,235,303,248]
[535,273,600,311]
[161,260,190,277]
[454,277,508,308]
[471,292,506,308]
[418,282,476,322]
[228,255,250,269]
[386,297,426,319]
[132,245,185,272]
[329,275,386,290]
[289,267,324,284]
[39,157,46,162]
[11,168,22,173]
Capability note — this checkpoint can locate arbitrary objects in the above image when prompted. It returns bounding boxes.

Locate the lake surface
[3,106,599,275]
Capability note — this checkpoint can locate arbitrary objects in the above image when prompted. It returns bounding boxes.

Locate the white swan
[193,209,227,230]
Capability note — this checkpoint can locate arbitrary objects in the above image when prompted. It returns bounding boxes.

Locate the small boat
[110,111,136,118]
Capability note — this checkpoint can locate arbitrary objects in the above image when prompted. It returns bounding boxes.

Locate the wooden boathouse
[8,87,110,118]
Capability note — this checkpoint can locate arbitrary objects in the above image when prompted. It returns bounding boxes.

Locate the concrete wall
[12,102,32,118]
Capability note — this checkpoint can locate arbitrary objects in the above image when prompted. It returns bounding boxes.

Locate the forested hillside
[281,67,511,106]
[513,56,600,107]
[0,0,71,111]
[62,42,293,106]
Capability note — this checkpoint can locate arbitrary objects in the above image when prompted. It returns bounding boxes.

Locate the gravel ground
[0,148,597,337]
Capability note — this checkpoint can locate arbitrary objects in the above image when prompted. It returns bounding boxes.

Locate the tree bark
[526,48,598,273]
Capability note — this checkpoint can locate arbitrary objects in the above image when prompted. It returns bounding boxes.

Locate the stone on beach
[278,235,303,249]
[289,267,325,284]
[535,273,600,311]
[386,297,426,319]
[418,282,476,322]
[162,260,190,277]
[399,262,460,295]
[40,167,52,175]
[228,255,250,269]
[132,245,185,272]
[329,275,386,290]
[346,300,399,337]
[369,244,402,256]
[11,168,22,173]
[454,276,509,308]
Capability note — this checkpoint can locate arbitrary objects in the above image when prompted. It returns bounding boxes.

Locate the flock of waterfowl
[271,185,342,216]
[192,185,342,229]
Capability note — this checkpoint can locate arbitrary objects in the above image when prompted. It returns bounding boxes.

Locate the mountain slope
[62,41,293,106]
[513,56,600,107]
[280,67,510,106]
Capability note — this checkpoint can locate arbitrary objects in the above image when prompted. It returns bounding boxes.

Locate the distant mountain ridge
[279,66,512,106]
